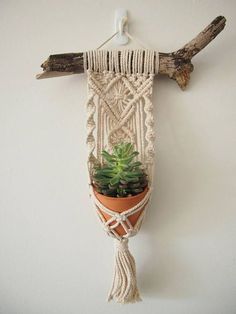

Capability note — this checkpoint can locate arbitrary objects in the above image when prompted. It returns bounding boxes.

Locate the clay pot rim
[93,186,149,201]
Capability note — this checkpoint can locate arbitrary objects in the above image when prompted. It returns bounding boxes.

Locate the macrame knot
[116,238,129,251]
[115,213,126,223]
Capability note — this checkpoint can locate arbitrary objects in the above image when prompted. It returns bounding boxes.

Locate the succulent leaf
[92,142,148,197]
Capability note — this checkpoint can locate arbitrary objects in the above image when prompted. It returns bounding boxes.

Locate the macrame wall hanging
[86,49,157,302]
[36,13,226,304]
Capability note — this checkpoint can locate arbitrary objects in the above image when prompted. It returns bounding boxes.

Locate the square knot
[115,213,126,222]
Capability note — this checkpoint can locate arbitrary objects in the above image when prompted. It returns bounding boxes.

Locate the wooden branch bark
[36,16,226,89]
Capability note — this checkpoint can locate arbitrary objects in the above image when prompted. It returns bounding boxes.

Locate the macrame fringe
[108,238,141,304]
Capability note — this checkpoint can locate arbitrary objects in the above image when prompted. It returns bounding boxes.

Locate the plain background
[0,1,236,313]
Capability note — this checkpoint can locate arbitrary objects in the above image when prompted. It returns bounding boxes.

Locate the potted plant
[92,142,149,236]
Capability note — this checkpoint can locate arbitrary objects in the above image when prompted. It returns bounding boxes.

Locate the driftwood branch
[36,16,226,89]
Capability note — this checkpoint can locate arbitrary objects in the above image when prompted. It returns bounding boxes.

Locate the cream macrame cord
[84,49,159,303]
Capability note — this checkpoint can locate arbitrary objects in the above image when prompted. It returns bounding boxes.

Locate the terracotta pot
[93,187,149,237]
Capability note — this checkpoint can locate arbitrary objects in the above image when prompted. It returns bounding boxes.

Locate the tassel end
[107,239,142,304]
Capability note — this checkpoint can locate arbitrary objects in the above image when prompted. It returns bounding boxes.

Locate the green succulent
[92,142,148,197]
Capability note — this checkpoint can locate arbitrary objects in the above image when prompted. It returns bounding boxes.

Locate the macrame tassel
[108,238,141,304]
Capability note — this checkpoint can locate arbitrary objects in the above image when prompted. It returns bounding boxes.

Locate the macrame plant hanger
[36,11,226,304]
[85,15,158,302]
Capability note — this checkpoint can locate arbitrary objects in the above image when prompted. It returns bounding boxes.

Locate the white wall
[0,1,236,313]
